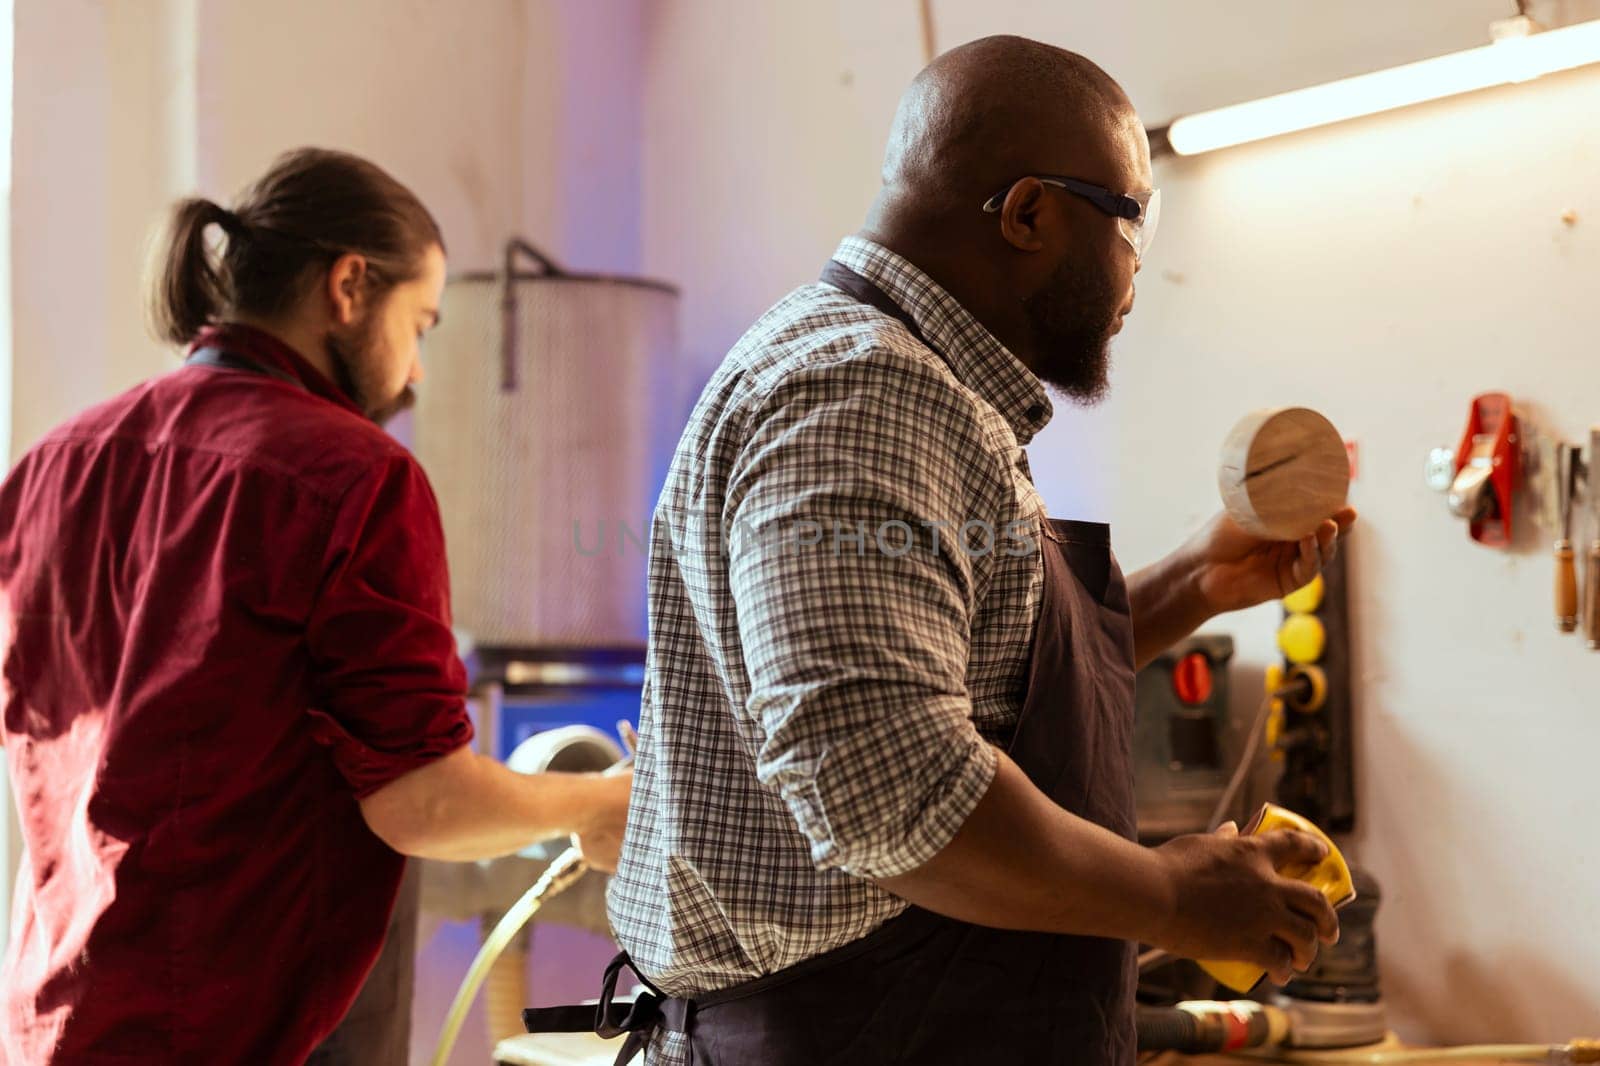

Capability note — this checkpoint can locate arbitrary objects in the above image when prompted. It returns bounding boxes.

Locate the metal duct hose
[482,919,530,1047]
[429,726,628,1066]
[429,846,589,1066]
[505,725,625,859]
[1251,1039,1600,1064]
[1138,1006,1203,1051]
[1137,1002,1290,1053]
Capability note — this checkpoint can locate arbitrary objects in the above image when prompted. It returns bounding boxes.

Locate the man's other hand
[575,768,633,874]
[1183,507,1357,615]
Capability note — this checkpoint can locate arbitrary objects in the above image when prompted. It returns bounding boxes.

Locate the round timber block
[1218,407,1349,541]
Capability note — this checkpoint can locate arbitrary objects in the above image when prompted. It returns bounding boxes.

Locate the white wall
[1112,62,1600,1051]
[536,1,647,274]
[0,0,13,963]
[641,0,1600,1044]
[198,0,648,278]
[11,0,114,456]
[0,0,11,463]
[198,0,534,280]
[937,9,1600,1039]
[8,0,650,459]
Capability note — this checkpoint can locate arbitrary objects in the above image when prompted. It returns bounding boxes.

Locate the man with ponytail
[0,148,631,1064]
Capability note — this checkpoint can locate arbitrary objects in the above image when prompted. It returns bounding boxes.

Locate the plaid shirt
[608,237,1053,1063]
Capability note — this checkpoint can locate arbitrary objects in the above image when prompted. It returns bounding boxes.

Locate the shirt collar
[829,235,1053,445]
[188,323,364,419]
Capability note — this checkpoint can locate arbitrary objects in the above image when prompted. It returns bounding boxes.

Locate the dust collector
[410,238,682,1050]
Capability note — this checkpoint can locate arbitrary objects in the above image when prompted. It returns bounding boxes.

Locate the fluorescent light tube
[1165,18,1600,155]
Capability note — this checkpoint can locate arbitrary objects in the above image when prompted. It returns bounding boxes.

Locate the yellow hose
[482,919,530,1046]
[429,845,590,1066]
[1235,1038,1600,1065]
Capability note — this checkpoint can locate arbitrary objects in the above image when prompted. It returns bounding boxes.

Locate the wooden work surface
[1145,1052,1515,1066]
[496,1037,1524,1066]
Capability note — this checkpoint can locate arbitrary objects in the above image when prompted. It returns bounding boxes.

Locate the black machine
[1133,550,1386,1051]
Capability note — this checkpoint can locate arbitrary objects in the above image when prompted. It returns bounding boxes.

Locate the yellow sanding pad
[1198,803,1356,993]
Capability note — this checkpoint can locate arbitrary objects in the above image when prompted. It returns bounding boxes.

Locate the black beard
[325,326,413,427]
[1020,254,1120,405]
[369,387,416,428]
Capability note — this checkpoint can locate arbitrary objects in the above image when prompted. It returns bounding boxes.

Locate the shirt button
[1025,403,1045,422]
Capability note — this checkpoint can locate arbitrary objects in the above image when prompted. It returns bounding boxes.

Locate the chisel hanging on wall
[1585,429,1600,648]
[1555,443,1579,632]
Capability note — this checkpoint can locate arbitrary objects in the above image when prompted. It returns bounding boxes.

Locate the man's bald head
[863,37,1150,406]
[879,35,1137,216]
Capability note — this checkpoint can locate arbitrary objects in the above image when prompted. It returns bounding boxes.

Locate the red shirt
[0,325,473,1063]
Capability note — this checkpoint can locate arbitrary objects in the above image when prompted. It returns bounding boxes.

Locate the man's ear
[325,253,370,326]
[997,178,1061,253]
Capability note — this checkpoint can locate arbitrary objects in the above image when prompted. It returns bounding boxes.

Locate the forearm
[1127,547,1213,670]
[359,746,606,861]
[876,751,1175,944]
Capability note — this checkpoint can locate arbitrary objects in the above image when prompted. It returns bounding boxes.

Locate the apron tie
[522,951,690,1066]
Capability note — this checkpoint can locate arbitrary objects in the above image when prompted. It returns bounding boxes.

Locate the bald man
[549,36,1354,1065]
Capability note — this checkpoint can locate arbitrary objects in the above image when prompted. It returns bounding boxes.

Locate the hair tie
[214,204,246,236]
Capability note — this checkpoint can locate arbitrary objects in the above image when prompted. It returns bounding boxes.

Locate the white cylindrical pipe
[506,725,624,860]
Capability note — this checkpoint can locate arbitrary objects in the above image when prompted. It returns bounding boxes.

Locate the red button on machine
[1172,651,1213,706]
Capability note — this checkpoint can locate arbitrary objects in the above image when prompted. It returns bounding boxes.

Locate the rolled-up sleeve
[726,345,1007,879]
[305,454,475,798]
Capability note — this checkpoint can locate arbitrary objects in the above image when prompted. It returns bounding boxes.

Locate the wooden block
[1218,407,1350,541]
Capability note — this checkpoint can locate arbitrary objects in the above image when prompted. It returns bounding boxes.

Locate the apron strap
[818,260,931,349]
[818,258,976,388]
[522,951,690,1066]
[185,347,308,391]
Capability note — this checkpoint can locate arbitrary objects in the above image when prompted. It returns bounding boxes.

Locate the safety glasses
[981,176,1161,262]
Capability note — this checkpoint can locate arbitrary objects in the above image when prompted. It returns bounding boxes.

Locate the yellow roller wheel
[1277,613,1326,664]
[1282,573,1325,614]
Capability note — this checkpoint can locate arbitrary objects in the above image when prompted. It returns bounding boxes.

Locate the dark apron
[186,346,415,1066]
[525,261,1139,1065]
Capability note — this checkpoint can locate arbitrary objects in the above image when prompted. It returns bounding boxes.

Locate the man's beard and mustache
[325,315,415,427]
[1020,254,1124,405]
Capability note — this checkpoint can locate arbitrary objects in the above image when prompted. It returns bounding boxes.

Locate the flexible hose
[1238,1038,1600,1065]
[1138,1003,1290,1053]
[1208,682,1301,832]
[1139,1006,1201,1050]
[482,923,531,1047]
[1137,681,1323,978]
[429,845,590,1066]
